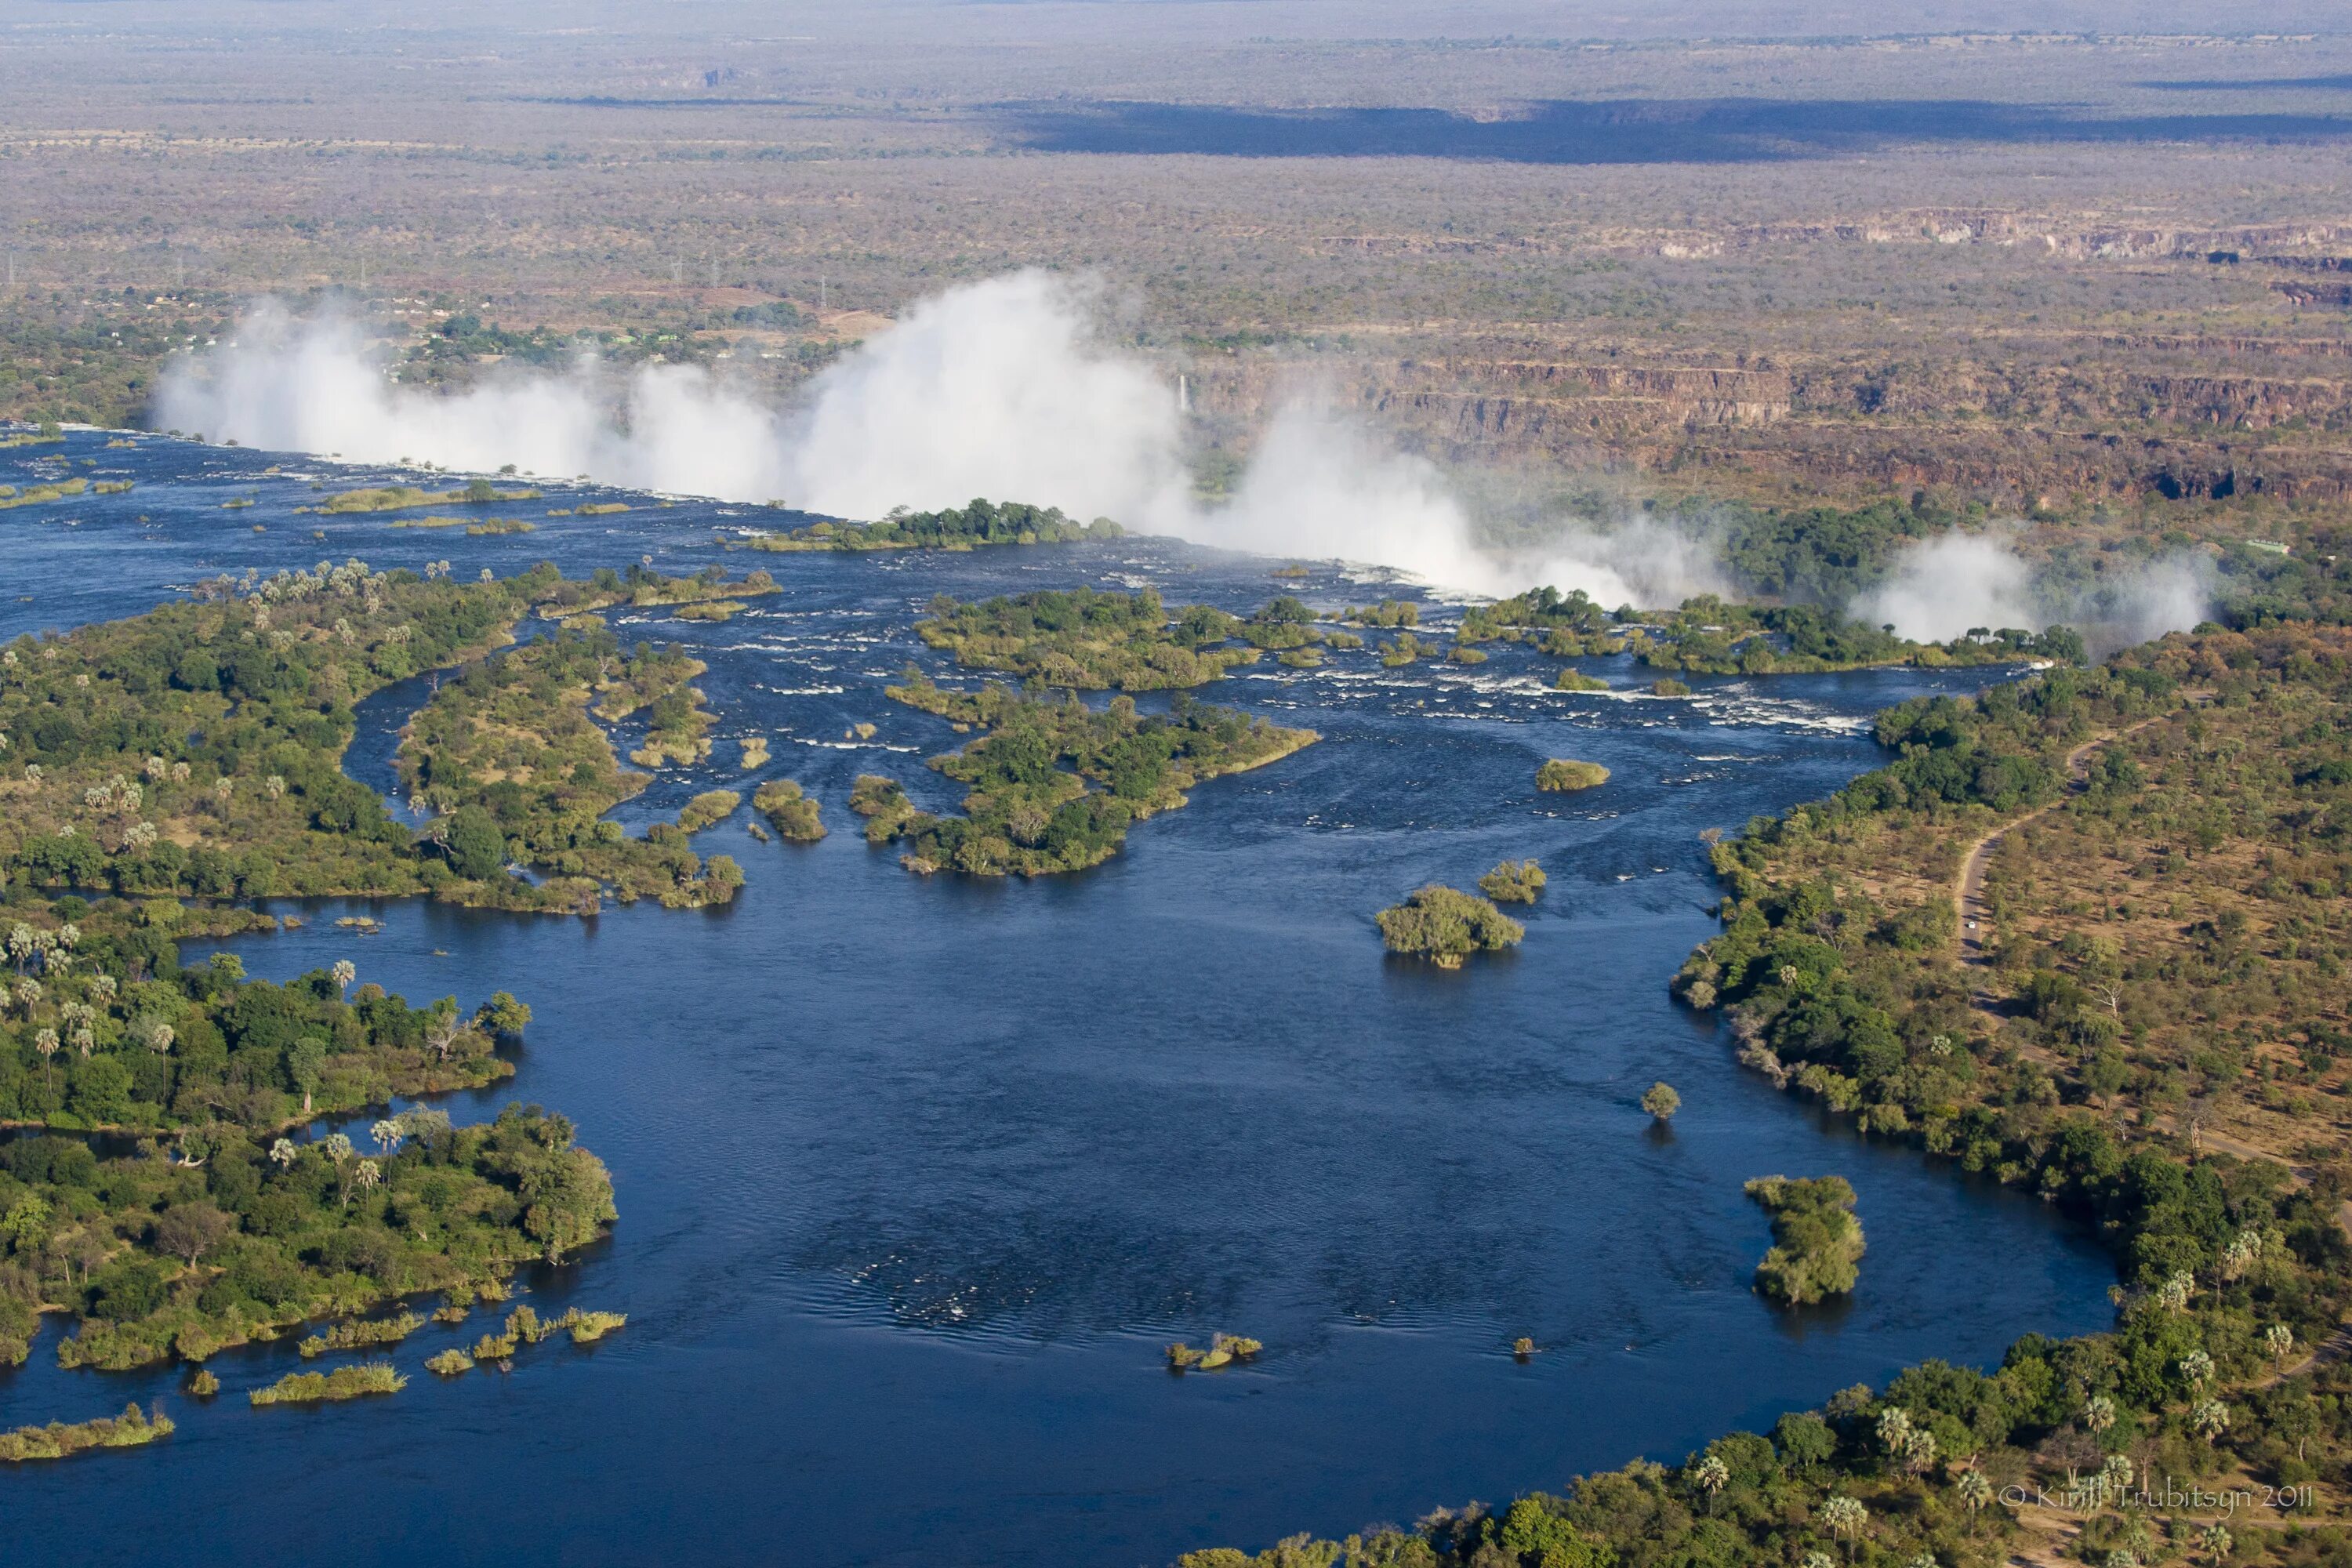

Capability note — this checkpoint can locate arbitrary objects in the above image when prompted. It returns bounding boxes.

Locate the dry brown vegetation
[5,5,2352,538]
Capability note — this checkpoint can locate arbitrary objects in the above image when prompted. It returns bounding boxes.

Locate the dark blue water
[2,432,2112,1566]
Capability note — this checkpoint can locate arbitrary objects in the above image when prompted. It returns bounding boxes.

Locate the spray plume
[160,270,2210,643]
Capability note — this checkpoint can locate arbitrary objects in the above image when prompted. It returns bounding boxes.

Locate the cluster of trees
[1457,576,2080,680]
[0,561,538,902]
[864,676,1316,877]
[1181,628,2352,1568]
[2,1095,613,1374]
[753,779,824,842]
[396,619,742,909]
[913,588,1338,692]
[1374,886,1526,969]
[1478,860,1546,904]
[0,907,514,1134]
[1744,1176,1867,1305]
[0,562,772,916]
[750,498,1122,552]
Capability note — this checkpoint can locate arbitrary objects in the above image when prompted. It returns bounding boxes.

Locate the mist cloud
[1853,532,2212,654]
[156,271,2206,646]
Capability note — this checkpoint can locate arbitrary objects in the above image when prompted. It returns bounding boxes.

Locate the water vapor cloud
[1853,532,2212,655]
[156,272,1727,605]
[158,270,2209,648]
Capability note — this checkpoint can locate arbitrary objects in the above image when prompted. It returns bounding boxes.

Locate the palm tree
[354,1160,382,1196]
[269,1137,298,1171]
[2082,1394,2117,1436]
[2180,1349,2215,1388]
[371,1119,403,1156]
[33,1027,57,1087]
[1955,1468,1994,1533]
[1820,1495,1867,1560]
[1693,1454,1729,1512]
[2190,1399,2230,1443]
[332,960,357,998]
[2198,1523,2232,1565]
[2264,1323,2295,1367]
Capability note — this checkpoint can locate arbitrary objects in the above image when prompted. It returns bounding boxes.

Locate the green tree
[445,806,506,880]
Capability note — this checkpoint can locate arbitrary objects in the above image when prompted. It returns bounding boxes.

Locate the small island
[0,1402,172,1463]
[1374,885,1525,968]
[677,789,742,833]
[913,588,1341,692]
[315,481,540,514]
[1536,759,1610,793]
[864,674,1317,877]
[753,779,825,842]
[1166,1333,1262,1372]
[249,1362,407,1406]
[1477,859,1546,904]
[1641,1082,1681,1121]
[1744,1175,1865,1305]
[744,497,1120,554]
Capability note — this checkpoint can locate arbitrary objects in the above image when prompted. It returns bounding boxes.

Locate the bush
[1537,759,1610,792]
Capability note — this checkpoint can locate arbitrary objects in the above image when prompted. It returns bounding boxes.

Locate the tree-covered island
[1375,885,1525,967]
[859,672,1316,876]
[913,586,1330,691]
[742,497,1121,554]
[0,559,778,915]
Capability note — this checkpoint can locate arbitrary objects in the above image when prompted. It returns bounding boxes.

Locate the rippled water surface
[2,434,2112,1566]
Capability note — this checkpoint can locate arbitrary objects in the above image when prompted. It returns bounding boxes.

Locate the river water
[2,433,2111,1566]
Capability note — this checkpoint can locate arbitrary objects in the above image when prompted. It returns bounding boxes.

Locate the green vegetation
[1374,886,1525,968]
[0,477,89,510]
[388,516,535,536]
[1466,583,2078,680]
[248,1361,405,1406]
[0,1402,171,1463]
[1537,759,1610,793]
[1167,1333,1262,1371]
[753,779,824,842]
[1345,601,1420,629]
[676,790,740,833]
[913,587,1268,691]
[1477,859,1546,904]
[1642,1082,1681,1121]
[395,615,745,910]
[1744,1176,1866,1305]
[1380,631,1436,668]
[869,674,1316,877]
[447,1302,623,1370]
[1555,669,1608,692]
[0,560,534,903]
[1650,677,1693,697]
[10,1099,613,1373]
[0,913,518,1133]
[297,1310,423,1358]
[316,482,539,515]
[744,498,1119,553]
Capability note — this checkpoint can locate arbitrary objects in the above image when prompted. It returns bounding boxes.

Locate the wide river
[2,433,2111,1565]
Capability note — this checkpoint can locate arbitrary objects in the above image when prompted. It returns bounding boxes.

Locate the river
[0,431,2112,1566]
